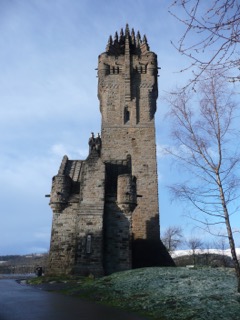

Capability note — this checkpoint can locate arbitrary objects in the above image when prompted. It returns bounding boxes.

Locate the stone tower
[47,25,174,276]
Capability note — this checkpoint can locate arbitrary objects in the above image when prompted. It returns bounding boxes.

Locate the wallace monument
[47,25,174,276]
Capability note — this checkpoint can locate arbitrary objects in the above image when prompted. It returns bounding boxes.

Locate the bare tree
[213,236,229,267]
[186,237,203,265]
[162,226,183,253]
[202,241,212,266]
[165,70,240,291]
[169,0,240,84]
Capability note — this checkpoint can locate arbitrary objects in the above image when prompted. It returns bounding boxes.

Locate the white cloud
[51,143,68,157]
[51,143,88,159]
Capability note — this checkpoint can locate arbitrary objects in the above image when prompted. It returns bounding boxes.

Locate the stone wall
[101,126,159,241]
[103,202,132,275]
[47,207,77,275]
[48,150,105,276]
[74,151,105,276]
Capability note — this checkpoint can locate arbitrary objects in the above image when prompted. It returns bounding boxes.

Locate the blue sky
[1,0,238,255]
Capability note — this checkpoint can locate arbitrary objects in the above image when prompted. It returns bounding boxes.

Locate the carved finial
[136,31,141,46]
[108,35,113,46]
[131,28,135,45]
[141,34,150,52]
[106,35,112,51]
[114,31,118,42]
[125,23,130,37]
[120,28,124,40]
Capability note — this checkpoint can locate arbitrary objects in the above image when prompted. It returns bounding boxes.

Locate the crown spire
[105,25,150,54]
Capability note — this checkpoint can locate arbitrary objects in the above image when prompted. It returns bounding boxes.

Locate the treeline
[174,253,234,268]
[0,253,48,274]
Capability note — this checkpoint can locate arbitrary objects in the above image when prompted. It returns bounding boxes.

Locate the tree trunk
[217,175,240,292]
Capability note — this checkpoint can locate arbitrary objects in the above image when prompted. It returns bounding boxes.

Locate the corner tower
[98,25,160,248]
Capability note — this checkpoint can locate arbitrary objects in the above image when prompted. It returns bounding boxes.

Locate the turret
[117,174,137,212]
[49,155,72,212]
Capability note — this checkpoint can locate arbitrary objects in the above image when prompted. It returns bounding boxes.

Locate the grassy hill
[29,267,240,320]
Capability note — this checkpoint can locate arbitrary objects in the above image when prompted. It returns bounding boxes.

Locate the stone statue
[88,132,102,154]
[88,132,95,152]
[95,133,102,152]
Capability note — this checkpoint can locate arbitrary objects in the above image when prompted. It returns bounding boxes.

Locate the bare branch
[165,70,240,291]
[162,226,184,253]
[169,0,240,85]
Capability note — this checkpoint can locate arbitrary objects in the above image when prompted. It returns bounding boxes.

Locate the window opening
[124,107,130,124]
[86,234,92,254]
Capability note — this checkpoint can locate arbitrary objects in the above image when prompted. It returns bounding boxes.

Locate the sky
[1,0,239,255]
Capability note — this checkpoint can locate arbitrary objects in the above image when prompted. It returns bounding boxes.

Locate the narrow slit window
[86,234,92,254]
[124,107,130,124]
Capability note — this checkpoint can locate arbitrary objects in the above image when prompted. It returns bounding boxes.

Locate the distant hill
[171,249,240,268]
[172,248,240,258]
[0,253,48,274]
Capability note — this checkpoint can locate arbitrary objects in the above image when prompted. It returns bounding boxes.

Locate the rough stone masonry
[47,25,174,276]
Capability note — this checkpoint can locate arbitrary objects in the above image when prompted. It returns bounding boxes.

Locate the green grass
[29,267,240,320]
